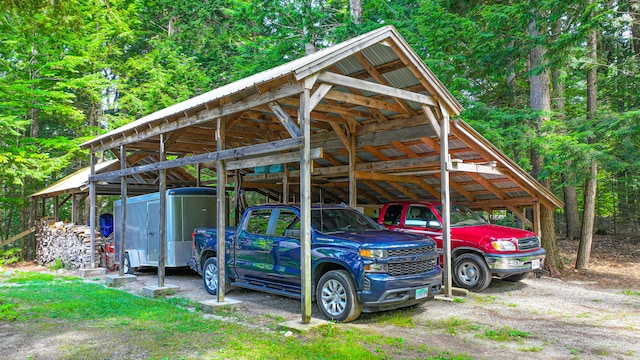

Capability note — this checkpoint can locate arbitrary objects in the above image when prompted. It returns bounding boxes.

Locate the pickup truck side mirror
[426,220,442,229]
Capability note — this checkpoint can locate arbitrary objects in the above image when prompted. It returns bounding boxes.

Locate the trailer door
[146,200,160,264]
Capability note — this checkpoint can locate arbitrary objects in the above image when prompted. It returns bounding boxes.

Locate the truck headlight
[360,249,387,258]
[364,263,388,273]
[491,240,516,251]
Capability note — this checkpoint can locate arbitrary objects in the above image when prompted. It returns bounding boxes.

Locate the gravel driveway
[123,267,640,359]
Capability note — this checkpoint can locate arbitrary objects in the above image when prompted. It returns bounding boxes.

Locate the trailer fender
[126,249,142,268]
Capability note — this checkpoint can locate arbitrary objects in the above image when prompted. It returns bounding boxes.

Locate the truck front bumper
[358,270,442,313]
[484,248,546,275]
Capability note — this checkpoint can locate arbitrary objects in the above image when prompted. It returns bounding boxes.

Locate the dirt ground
[3,235,640,359]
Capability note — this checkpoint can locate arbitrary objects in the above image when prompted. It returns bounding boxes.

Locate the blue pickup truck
[190,204,442,322]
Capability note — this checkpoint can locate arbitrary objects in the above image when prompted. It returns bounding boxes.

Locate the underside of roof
[72,25,561,214]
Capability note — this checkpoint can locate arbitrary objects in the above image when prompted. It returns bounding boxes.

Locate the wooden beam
[225,148,323,171]
[324,90,406,113]
[91,137,304,181]
[467,172,508,199]
[362,180,396,200]
[309,83,332,110]
[422,105,441,138]
[353,52,415,116]
[507,205,534,229]
[268,101,301,138]
[0,227,35,247]
[330,121,350,150]
[318,71,436,106]
[392,141,419,158]
[363,145,390,161]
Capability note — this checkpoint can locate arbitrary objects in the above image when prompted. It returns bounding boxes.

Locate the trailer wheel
[203,257,230,295]
[452,253,491,292]
[123,253,137,275]
[316,270,361,322]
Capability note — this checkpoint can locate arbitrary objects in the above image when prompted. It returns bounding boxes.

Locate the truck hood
[316,229,434,248]
[451,224,536,242]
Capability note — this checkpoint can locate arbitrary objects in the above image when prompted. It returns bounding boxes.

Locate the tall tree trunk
[629,0,640,55]
[302,0,317,54]
[552,67,580,240]
[576,27,599,270]
[528,18,563,274]
[350,0,362,24]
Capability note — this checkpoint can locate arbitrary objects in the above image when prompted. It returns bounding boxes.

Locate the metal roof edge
[453,119,564,209]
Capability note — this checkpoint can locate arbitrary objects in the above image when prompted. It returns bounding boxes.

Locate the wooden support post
[158,134,166,288]
[439,104,452,298]
[54,196,59,221]
[533,202,541,237]
[89,153,97,269]
[41,198,45,218]
[71,194,77,224]
[216,118,227,303]
[119,145,128,277]
[300,82,312,324]
[283,165,289,204]
[196,163,201,187]
[348,134,357,207]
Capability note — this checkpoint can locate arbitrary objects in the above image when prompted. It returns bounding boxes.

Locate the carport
[79,25,562,323]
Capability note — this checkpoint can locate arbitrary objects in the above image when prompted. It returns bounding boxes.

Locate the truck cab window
[246,209,272,235]
[383,204,403,225]
[276,210,299,238]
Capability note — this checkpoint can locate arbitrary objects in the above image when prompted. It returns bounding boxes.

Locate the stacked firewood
[35,219,103,269]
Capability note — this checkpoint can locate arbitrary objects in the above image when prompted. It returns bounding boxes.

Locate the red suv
[378,201,545,292]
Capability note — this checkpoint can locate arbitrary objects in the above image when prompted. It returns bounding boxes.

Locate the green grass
[426,316,472,335]
[363,306,418,328]
[0,270,470,359]
[475,327,530,343]
[622,290,640,296]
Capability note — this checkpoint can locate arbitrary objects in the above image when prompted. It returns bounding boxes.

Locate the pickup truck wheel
[123,253,137,275]
[203,257,230,295]
[503,272,528,282]
[316,270,361,322]
[452,253,491,292]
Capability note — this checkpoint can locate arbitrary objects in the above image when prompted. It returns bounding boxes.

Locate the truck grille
[518,236,540,250]
[389,258,437,276]
[388,244,436,257]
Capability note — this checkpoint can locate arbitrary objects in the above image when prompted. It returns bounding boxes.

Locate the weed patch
[476,327,530,342]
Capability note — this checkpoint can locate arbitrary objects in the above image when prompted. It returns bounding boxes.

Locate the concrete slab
[199,298,243,313]
[77,268,106,278]
[142,284,180,298]
[280,318,329,332]
[105,274,137,287]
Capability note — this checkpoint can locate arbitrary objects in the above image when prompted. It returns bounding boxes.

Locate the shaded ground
[3,235,640,359]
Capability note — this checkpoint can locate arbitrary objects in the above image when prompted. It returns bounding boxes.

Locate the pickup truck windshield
[435,204,486,227]
[312,208,379,234]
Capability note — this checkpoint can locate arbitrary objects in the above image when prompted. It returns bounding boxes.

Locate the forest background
[1,0,639,271]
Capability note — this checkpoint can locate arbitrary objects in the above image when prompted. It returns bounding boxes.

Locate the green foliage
[476,327,531,342]
[48,258,64,270]
[0,247,21,266]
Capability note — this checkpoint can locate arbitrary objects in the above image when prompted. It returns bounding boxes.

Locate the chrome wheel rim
[321,279,347,316]
[204,262,218,293]
[458,262,479,285]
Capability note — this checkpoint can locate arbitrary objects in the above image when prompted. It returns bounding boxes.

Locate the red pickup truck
[378,201,545,292]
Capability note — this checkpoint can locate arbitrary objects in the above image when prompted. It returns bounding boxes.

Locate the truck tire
[452,253,491,292]
[503,272,528,282]
[123,253,137,275]
[203,257,231,295]
[316,270,362,322]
